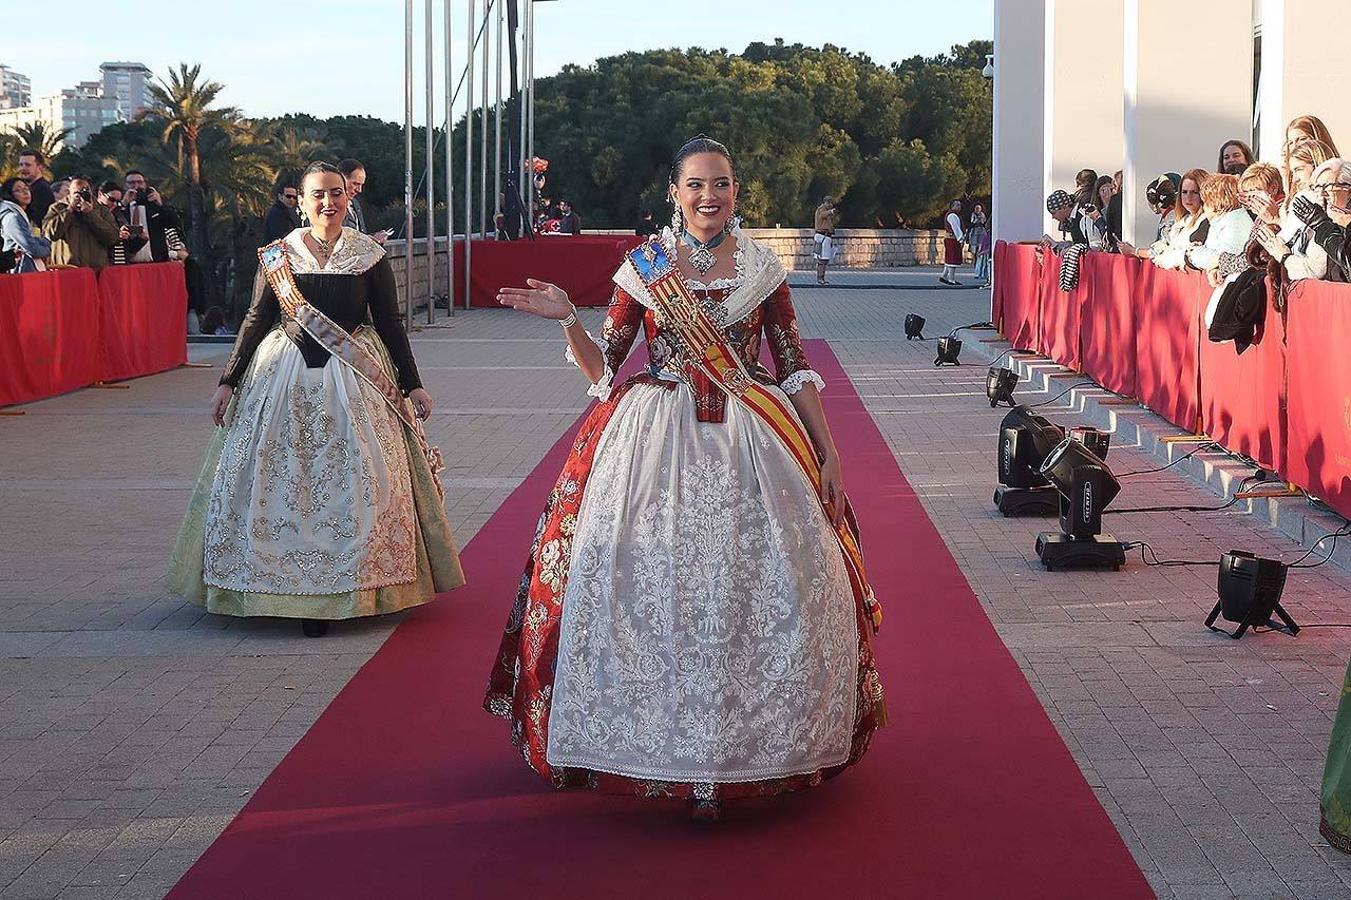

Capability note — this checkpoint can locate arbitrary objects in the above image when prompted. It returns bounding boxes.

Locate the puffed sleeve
[566,286,645,399]
[762,281,824,395]
[219,267,281,388]
[365,257,423,394]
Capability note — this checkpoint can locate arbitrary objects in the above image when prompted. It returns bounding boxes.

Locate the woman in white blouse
[1183,174,1253,272]
[1122,169,1210,268]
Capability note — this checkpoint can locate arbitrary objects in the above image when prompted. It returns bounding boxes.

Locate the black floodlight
[993,406,1064,516]
[934,335,962,366]
[1068,425,1111,460]
[1205,551,1299,639]
[987,366,1019,407]
[905,314,926,340]
[1034,437,1127,570]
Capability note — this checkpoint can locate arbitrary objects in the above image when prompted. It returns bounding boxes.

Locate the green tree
[8,123,74,160]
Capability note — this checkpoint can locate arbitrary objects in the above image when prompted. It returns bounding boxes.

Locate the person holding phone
[119,170,187,263]
[337,158,391,245]
[41,177,119,269]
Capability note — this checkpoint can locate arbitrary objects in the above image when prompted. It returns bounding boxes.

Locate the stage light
[993,406,1064,516]
[1034,437,1127,570]
[1069,425,1110,460]
[934,335,962,366]
[1205,551,1300,639]
[987,366,1018,407]
[905,314,926,340]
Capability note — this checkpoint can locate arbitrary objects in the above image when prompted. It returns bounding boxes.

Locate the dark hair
[1093,174,1116,203]
[1217,139,1255,171]
[201,306,226,334]
[18,148,44,165]
[1075,168,1098,189]
[669,135,735,184]
[337,158,364,177]
[124,169,144,180]
[99,181,121,196]
[0,177,29,202]
[275,181,297,197]
[301,161,345,188]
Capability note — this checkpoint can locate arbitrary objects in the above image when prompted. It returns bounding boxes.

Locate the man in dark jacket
[119,171,186,263]
[17,149,55,225]
[263,182,300,243]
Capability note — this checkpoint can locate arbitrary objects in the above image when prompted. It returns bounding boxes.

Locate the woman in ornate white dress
[484,137,885,820]
[170,162,463,637]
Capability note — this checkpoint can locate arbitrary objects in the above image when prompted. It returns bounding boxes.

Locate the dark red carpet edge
[168,341,1153,900]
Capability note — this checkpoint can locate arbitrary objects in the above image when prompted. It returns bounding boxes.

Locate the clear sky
[4,0,992,122]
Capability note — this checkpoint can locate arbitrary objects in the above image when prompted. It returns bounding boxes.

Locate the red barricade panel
[1134,265,1205,431]
[1039,250,1083,370]
[1198,282,1286,473]
[0,269,101,407]
[1286,280,1351,518]
[454,236,643,308]
[995,242,1040,351]
[1078,253,1139,397]
[97,262,189,383]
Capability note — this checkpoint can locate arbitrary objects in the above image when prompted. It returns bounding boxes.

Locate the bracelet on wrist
[559,306,578,328]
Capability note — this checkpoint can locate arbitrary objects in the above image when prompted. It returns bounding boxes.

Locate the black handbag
[1207,267,1267,353]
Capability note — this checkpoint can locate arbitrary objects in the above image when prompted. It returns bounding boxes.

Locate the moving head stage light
[994,406,1064,516]
[905,314,926,340]
[1034,437,1127,571]
[1205,551,1300,639]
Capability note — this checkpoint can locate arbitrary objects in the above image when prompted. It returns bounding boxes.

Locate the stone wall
[386,237,452,317]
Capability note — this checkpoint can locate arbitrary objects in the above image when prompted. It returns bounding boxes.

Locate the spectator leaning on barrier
[1182,174,1251,273]
[1210,163,1285,287]
[42,177,119,270]
[1093,175,1121,246]
[0,177,51,273]
[1073,168,1098,208]
[16,149,55,225]
[1218,139,1256,176]
[1124,169,1208,266]
[1041,190,1086,250]
[118,171,187,265]
[1291,158,1351,284]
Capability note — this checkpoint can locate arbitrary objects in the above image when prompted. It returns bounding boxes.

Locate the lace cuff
[780,369,825,395]
[564,330,615,400]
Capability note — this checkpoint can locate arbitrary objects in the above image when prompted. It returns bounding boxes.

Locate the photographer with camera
[119,170,187,264]
[41,177,119,269]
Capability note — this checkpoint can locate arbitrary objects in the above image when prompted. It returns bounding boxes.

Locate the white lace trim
[779,369,825,396]
[280,226,385,275]
[564,330,615,400]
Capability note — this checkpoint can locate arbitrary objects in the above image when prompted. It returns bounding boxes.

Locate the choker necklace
[311,231,338,255]
[679,229,726,276]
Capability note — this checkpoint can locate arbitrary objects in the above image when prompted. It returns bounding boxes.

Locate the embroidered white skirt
[545,380,859,783]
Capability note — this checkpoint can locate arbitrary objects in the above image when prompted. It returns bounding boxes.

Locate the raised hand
[497,278,573,320]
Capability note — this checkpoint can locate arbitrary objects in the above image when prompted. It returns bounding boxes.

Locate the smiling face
[1221,143,1248,173]
[301,170,350,229]
[9,179,31,208]
[670,151,738,238]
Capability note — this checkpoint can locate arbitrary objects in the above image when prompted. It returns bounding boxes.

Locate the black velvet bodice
[220,257,422,393]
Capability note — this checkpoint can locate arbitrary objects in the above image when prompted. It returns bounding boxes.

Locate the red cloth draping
[1286,280,1351,519]
[994,242,1041,351]
[455,235,644,308]
[1078,253,1139,398]
[1134,265,1205,431]
[1198,281,1287,472]
[97,262,189,383]
[0,269,101,407]
[1038,251,1081,370]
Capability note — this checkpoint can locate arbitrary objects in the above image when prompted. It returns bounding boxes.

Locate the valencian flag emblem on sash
[626,239,883,633]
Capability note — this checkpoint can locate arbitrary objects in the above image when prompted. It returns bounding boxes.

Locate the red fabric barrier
[1286,281,1351,518]
[0,269,101,407]
[1134,265,1205,430]
[97,262,188,383]
[455,235,643,308]
[994,242,1040,350]
[1038,251,1081,371]
[1198,282,1287,473]
[1078,253,1140,398]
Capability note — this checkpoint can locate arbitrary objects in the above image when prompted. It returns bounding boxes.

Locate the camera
[75,189,93,203]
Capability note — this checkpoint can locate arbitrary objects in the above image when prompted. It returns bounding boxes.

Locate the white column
[1123,0,1253,244]
[992,0,1047,243]
[1258,0,1351,162]
[1042,0,1125,230]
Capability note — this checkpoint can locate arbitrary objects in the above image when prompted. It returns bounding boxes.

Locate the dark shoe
[301,619,329,638]
[689,799,723,823]
[939,277,956,285]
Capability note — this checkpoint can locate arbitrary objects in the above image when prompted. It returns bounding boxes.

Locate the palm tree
[268,125,330,185]
[9,122,75,160]
[145,64,238,256]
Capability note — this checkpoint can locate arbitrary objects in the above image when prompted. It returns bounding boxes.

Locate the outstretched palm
[497,279,572,320]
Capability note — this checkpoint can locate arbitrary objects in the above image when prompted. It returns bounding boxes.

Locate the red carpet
[169,341,1153,899]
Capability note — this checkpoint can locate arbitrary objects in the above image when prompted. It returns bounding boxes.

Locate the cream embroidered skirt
[169,326,463,619]
[544,381,859,783]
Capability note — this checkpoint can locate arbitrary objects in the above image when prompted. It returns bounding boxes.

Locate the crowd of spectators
[1,148,189,275]
[1040,114,1351,328]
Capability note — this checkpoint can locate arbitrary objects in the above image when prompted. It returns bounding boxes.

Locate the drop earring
[670,202,683,234]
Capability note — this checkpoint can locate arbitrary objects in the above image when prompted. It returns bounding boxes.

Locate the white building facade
[99,62,154,122]
[0,65,31,109]
[0,84,122,150]
[994,0,1351,246]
